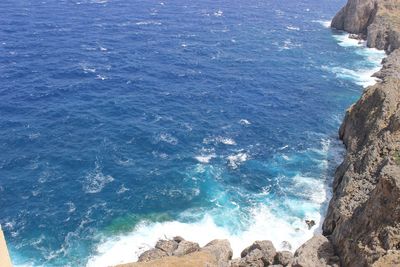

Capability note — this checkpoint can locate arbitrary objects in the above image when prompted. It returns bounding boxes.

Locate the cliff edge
[331,0,400,52]
[324,0,400,266]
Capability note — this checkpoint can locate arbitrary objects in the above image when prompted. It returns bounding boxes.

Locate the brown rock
[292,235,339,267]
[331,0,377,34]
[172,240,200,256]
[241,240,277,266]
[137,248,167,262]
[200,239,233,266]
[274,251,293,266]
[116,250,219,267]
[154,239,178,255]
[172,236,185,243]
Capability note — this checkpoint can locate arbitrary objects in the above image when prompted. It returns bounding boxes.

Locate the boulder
[137,248,167,262]
[200,239,232,266]
[172,240,200,256]
[241,240,276,265]
[274,251,293,266]
[292,235,339,267]
[154,239,178,255]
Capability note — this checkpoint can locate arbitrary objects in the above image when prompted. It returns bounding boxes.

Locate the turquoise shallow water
[0,0,385,266]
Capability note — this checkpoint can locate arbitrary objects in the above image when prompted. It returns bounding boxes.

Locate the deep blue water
[0,0,385,266]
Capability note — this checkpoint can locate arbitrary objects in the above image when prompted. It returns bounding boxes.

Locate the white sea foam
[203,136,236,145]
[279,39,302,51]
[86,204,320,267]
[214,10,223,17]
[312,20,331,28]
[286,25,300,31]
[83,163,114,194]
[239,119,251,125]
[135,20,162,26]
[156,133,178,145]
[323,65,382,87]
[227,152,248,169]
[195,154,216,164]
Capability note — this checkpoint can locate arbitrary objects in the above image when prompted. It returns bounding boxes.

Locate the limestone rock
[172,236,185,243]
[331,0,400,53]
[274,251,293,266]
[292,235,339,267]
[137,248,167,262]
[116,251,219,267]
[240,240,277,266]
[172,240,200,256]
[154,239,178,255]
[200,239,233,266]
[331,0,377,34]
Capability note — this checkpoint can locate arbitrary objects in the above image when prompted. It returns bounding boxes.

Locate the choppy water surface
[0,0,385,266]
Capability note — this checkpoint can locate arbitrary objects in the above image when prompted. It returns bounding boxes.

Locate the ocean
[0,0,385,266]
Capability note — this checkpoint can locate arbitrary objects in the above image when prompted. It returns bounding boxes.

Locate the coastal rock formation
[324,0,400,266]
[124,237,337,267]
[331,0,400,52]
[291,235,339,267]
[331,0,377,34]
[115,238,231,267]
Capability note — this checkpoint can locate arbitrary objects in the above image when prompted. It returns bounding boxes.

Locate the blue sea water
[0,0,385,266]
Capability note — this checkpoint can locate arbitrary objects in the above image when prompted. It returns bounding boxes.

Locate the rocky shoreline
[111,0,400,266]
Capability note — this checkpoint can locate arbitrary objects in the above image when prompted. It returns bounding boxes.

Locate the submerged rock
[305,220,315,230]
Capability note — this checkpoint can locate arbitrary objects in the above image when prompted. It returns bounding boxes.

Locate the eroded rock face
[331,0,377,34]
[292,235,339,267]
[323,49,400,266]
[331,0,400,53]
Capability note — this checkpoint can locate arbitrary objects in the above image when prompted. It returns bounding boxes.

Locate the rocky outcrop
[292,235,339,267]
[115,238,232,267]
[331,0,378,34]
[324,1,400,266]
[331,0,400,52]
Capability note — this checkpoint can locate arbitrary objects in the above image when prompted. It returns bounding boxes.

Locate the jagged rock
[292,235,339,267]
[154,239,178,255]
[274,251,293,266]
[323,46,400,266]
[241,240,277,266]
[331,0,400,52]
[200,239,233,266]
[172,240,200,256]
[326,1,400,266]
[172,236,185,243]
[137,248,167,262]
[305,220,315,230]
[331,0,377,34]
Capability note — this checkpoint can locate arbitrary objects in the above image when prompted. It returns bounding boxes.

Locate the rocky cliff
[325,0,400,266]
[332,0,400,52]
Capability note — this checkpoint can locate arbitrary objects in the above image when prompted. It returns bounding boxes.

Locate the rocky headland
[111,0,400,266]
